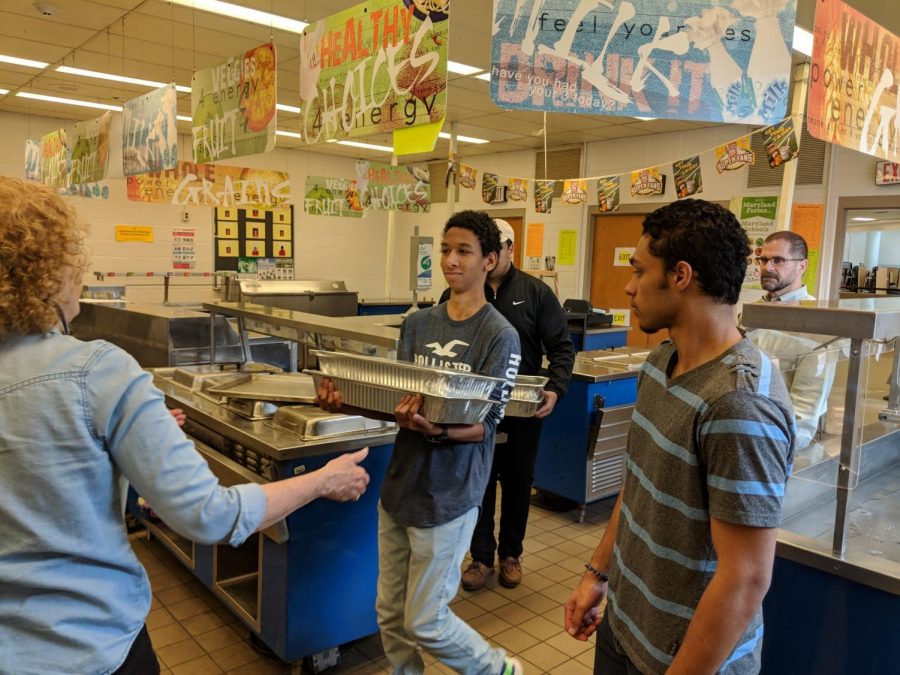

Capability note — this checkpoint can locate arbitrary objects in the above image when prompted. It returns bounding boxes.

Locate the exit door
[590,214,669,349]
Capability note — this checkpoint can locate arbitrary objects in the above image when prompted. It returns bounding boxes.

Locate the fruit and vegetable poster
[807,0,899,162]
[69,111,111,186]
[296,0,449,144]
[40,128,69,189]
[126,161,290,208]
[303,176,365,218]
[191,42,277,163]
[122,83,178,176]
[214,205,294,273]
[356,161,431,212]
[490,0,797,124]
[25,139,42,182]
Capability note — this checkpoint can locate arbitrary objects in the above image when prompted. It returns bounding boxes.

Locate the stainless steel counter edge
[155,376,397,461]
[775,528,900,596]
[204,301,403,349]
[742,298,900,340]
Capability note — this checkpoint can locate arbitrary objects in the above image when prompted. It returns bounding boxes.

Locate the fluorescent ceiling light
[475,72,491,82]
[326,139,393,153]
[16,91,122,111]
[276,130,302,138]
[0,88,8,95]
[176,114,192,121]
[792,26,814,57]
[447,61,483,76]
[168,0,307,33]
[0,54,48,69]
[276,103,301,113]
[56,66,191,93]
[852,216,876,222]
[438,131,489,144]
[632,116,656,121]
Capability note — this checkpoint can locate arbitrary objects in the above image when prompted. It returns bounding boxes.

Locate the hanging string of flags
[447,116,800,215]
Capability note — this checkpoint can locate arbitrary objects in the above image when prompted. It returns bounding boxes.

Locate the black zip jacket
[440,265,575,399]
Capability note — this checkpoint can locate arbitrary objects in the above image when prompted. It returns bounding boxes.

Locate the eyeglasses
[755,256,805,267]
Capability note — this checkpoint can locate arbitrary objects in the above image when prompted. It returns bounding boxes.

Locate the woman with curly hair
[0,176,370,675]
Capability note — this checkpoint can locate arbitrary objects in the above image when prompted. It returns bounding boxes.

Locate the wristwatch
[424,424,449,443]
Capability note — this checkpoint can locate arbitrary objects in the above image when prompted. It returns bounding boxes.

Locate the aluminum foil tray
[505,399,541,418]
[306,370,495,425]
[205,373,317,403]
[511,375,548,403]
[312,350,503,400]
[269,405,393,440]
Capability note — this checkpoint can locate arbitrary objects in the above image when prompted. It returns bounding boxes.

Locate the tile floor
[135,494,615,674]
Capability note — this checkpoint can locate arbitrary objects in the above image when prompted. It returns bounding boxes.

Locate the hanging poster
[172,228,196,270]
[482,172,504,204]
[40,128,70,189]
[673,155,703,198]
[508,177,528,201]
[69,111,111,187]
[807,0,899,162]
[60,182,110,200]
[122,84,178,176]
[526,223,544,257]
[596,176,621,212]
[737,196,778,287]
[126,161,290,208]
[534,180,555,213]
[356,161,431,212]
[630,168,666,197]
[490,0,797,124]
[715,137,755,173]
[558,229,577,265]
[191,42,277,163]
[303,176,365,218]
[561,179,588,205]
[762,117,799,167]
[25,139,42,182]
[296,0,449,144]
[458,164,478,189]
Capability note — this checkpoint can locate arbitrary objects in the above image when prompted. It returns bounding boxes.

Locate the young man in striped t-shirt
[564,199,795,675]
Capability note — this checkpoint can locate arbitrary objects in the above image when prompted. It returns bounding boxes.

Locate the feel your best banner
[490,0,797,125]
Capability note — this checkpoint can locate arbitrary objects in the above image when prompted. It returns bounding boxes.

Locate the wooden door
[590,214,669,349]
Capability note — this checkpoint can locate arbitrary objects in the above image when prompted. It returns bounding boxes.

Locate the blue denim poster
[490,0,797,124]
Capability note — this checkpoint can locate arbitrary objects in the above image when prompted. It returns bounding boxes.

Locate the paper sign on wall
[609,309,631,327]
[737,196,778,287]
[172,228,195,270]
[614,247,636,267]
[791,203,824,293]
[558,230,577,266]
[116,225,154,243]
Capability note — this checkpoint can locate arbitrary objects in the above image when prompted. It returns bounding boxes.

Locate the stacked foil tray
[506,375,549,418]
[308,350,505,424]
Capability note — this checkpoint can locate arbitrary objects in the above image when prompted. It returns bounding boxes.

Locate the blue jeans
[376,502,507,675]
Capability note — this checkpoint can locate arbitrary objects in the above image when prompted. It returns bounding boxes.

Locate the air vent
[535,146,583,198]
[747,120,828,188]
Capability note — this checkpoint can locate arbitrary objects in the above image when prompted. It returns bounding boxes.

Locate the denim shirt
[0,333,266,674]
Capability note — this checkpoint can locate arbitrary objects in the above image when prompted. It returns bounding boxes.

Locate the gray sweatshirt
[380,302,521,528]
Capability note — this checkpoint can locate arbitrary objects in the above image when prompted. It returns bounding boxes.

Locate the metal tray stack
[506,375,549,417]
[205,372,317,403]
[270,406,394,440]
[305,371,496,424]
[311,350,502,399]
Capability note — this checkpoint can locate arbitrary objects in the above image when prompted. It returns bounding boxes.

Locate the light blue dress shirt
[0,332,266,674]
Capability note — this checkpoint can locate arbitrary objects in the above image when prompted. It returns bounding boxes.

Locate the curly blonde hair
[0,176,86,339]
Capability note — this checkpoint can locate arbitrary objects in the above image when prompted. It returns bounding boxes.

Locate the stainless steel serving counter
[570,348,650,383]
[154,369,397,462]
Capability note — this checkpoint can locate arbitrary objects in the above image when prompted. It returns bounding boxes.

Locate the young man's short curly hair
[642,199,749,305]
[442,210,501,257]
[0,176,86,339]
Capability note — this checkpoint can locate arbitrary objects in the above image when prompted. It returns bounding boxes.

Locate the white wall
[0,110,390,304]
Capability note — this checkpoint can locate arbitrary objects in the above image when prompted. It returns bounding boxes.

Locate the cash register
[563,299,625,350]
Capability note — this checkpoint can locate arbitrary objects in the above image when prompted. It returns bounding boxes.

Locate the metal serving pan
[172,362,282,390]
[305,370,496,425]
[312,350,503,399]
[226,398,282,420]
[269,405,394,440]
[205,372,317,403]
[504,375,548,418]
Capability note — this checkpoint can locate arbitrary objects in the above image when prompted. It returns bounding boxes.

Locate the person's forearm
[446,422,484,443]
[590,492,623,572]
[666,566,770,674]
[257,473,326,530]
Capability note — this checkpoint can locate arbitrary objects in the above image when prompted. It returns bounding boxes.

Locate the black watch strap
[424,424,449,443]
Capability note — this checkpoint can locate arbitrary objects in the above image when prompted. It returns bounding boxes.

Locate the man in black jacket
[443,218,576,590]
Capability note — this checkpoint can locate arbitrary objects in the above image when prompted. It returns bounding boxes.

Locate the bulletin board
[214,205,294,273]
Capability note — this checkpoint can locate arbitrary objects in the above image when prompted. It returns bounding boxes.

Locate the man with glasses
[749,231,839,451]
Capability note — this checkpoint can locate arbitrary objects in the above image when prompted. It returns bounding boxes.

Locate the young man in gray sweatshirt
[318,210,523,674]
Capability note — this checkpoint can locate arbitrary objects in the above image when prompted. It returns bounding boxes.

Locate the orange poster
[791,203,824,292]
[526,223,544,258]
[807,0,900,162]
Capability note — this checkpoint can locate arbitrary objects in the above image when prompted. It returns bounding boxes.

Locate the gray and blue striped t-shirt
[608,338,795,675]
